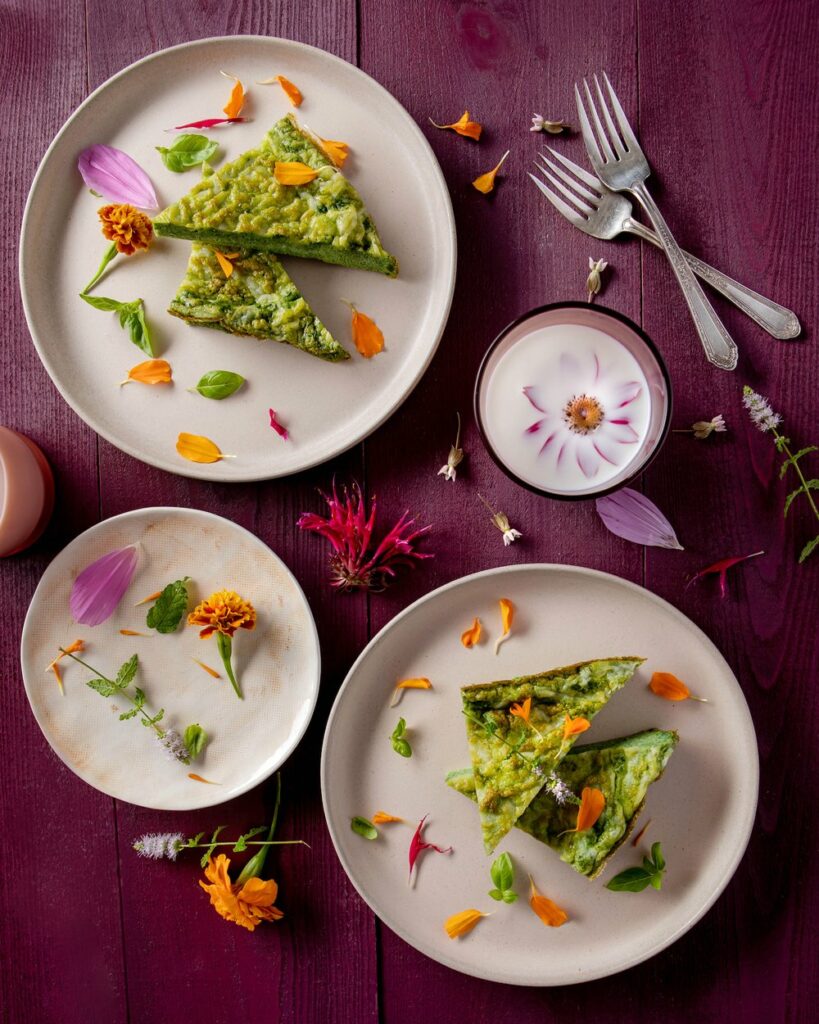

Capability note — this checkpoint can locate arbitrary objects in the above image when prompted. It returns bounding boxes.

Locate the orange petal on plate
[274,160,319,185]
[188,773,220,785]
[528,876,568,927]
[193,658,221,679]
[444,908,486,939]
[222,77,245,118]
[649,671,706,702]
[509,696,532,723]
[176,432,232,464]
[134,590,163,607]
[372,811,403,824]
[318,136,349,167]
[347,308,384,358]
[494,597,514,653]
[390,676,432,706]
[275,75,303,106]
[120,359,172,386]
[51,662,64,695]
[472,149,509,194]
[460,617,482,648]
[429,110,482,140]
[119,629,149,636]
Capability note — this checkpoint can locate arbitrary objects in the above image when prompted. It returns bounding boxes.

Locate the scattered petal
[273,75,303,107]
[586,257,609,302]
[119,629,149,636]
[46,639,84,675]
[390,677,432,706]
[461,617,482,648]
[531,114,570,134]
[221,75,245,118]
[214,251,237,277]
[596,488,684,550]
[342,302,384,358]
[528,876,568,926]
[509,696,532,723]
[119,359,172,387]
[429,110,482,141]
[135,590,163,606]
[686,551,764,598]
[408,815,453,883]
[494,597,515,654]
[188,773,220,784]
[274,161,318,185]
[51,662,63,695]
[193,658,221,679]
[649,671,707,703]
[316,136,349,167]
[472,150,509,194]
[437,411,464,482]
[563,714,590,738]
[176,432,234,464]
[576,787,605,831]
[77,145,158,209]
[170,117,246,130]
[268,409,289,440]
[372,811,404,825]
[70,546,140,626]
[444,908,487,939]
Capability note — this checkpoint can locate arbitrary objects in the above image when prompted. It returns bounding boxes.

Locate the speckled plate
[321,564,759,985]
[19,36,456,481]
[20,507,320,809]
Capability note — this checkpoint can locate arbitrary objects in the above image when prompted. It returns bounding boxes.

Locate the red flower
[297,482,432,592]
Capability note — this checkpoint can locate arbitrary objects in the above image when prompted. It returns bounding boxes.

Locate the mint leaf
[799,535,819,563]
[116,655,138,689]
[605,867,653,892]
[200,826,226,868]
[157,134,218,172]
[350,816,378,840]
[390,718,412,757]
[192,370,246,400]
[87,678,116,697]
[183,723,207,759]
[146,577,190,634]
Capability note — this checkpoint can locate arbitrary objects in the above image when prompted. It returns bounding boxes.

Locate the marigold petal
[472,150,509,194]
[193,658,221,678]
[649,671,691,701]
[119,629,149,636]
[318,136,349,167]
[430,110,482,141]
[563,714,591,738]
[350,309,384,358]
[176,432,228,464]
[122,359,172,386]
[528,877,568,927]
[575,786,606,832]
[214,251,235,277]
[396,677,432,691]
[274,160,318,185]
[460,617,482,648]
[223,79,245,118]
[276,75,303,107]
[372,811,403,824]
[444,908,486,939]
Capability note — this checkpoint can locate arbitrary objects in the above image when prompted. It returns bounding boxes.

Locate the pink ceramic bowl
[0,427,55,556]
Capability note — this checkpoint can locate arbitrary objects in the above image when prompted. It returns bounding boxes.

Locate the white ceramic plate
[20,507,320,809]
[20,37,456,481]
[321,565,758,986]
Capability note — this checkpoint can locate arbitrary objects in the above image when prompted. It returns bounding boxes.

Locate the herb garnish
[190,370,246,400]
[606,841,667,892]
[183,723,208,759]
[156,134,218,172]
[390,717,412,757]
[488,851,518,903]
[80,294,155,356]
[351,816,378,840]
[146,577,190,633]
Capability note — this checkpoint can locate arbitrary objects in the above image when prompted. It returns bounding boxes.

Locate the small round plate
[20,36,456,481]
[21,507,320,810]
[321,564,758,986]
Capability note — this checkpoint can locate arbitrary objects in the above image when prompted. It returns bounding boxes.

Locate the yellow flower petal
[429,110,482,141]
[575,787,606,832]
[276,75,303,107]
[345,306,384,358]
[494,597,515,653]
[444,908,486,939]
[119,629,149,636]
[193,658,221,679]
[119,359,172,387]
[222,77,245,118]
[176,432,232,464]
[390,676,432,707]
[317,136,349,167]
[472,150,510,194]
[528,876,568,927]
[215,251,236,277]
[274,161,319,185]
[563,714,590,739]
[460,617,482,648]
[372,811,403,824]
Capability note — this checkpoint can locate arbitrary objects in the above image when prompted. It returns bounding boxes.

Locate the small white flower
[542,772,575,807]
[531,113,545,132]
[437,412,464,482]
[479,494,523,547]
[133,832,185,860]
[502,527,522,546]
[156,728,190,764]
[438,461,458,481]
[586,257,609,302]
[692,414,727,439]
[530,113,569,134]
[743,387,781,434]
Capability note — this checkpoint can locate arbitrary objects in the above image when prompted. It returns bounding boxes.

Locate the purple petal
[70,545,140,626]
[595,488,683,550]
[522,386,547,413]
[526,418,547,434]
[77,145,158,209]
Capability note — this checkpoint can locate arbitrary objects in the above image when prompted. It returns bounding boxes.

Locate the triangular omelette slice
[447,729,677,878]
[155,115,398,277]
[167,244,349,362]
[461,657,643,854]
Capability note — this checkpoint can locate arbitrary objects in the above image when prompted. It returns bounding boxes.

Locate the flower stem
[60,648,166,739]
[236,773,281,885]
[774,428,819,523]
[216,632,242,699]
[81,242,118,295]
[194,839,309,849]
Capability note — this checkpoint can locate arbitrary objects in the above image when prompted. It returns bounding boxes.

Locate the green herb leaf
[146,577,190,633]
[200,825,227,868]
[132,687,146,709]
[87,678,117,697]
[350,816,378,840]
[117,299,154,357]
[605,867,654,893]
[390,718,412,758]
[118,708,139,720]
[156,134,219,172]
[779,446,818,479]
[89,188,103,197]
[191,370,246,400]
[650,842,665,872]
[233,824,266,852]
[183,723,208,759]
[799,535,819,563]
[116,655,138,689]
[490,852,515,892]
[488,888,504,901]
[80,293,124,312]
[501,890,519,904]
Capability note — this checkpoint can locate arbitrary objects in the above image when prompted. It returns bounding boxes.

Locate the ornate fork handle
[625,220,801,340]
[630,182,739,370]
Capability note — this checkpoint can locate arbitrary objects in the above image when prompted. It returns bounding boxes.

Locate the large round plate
[21,507,320,809]
[321,565,758,985]
[20,37,456,481]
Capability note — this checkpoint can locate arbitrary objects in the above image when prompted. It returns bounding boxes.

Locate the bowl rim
[473,300,673,501]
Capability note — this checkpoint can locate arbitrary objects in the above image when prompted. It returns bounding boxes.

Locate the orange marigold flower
[188,590,256,639]
[509,696,532,724]
[199,854,283,931]
[98,203,153,255]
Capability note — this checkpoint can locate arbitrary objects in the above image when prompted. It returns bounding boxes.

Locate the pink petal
[539,430,558,455]
[70,545,140,626]
[595,488,683,549]
[605,420,640,443]
[77,145,158,209]
[592,352,601,383]
[268,408,289,440]
[526,418,547,434]
[522,386,547,413]
[613,381,643,408]
[170,117,246,130]
[593,440,618,465]
[576,444,599,479]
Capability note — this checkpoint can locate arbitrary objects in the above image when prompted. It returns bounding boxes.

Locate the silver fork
[530,148,801,340]
[576,73,738,370]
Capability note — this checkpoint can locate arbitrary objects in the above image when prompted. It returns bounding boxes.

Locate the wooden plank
[0,3,127,1023]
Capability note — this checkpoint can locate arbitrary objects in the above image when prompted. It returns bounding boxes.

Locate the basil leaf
[146,577,190,633]
[650,842,665,872]
[116,655,138,689]
[501,890,518,904]
[183,723,207,759]
[192,370,246,400]
[119,300,154,356]
[156,134,218,172]
[490,852,515,892]
[488,888,503,902]
[605,867,653,893]
[350,816,378,840]
[80,293,124,312]
[390,718,412,757]
[649,872,664,890]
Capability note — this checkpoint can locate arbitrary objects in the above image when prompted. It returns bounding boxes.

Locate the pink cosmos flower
[523,350,644,480]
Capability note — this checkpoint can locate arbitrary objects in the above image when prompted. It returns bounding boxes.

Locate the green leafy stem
[606,841,667,893]
[773,427,819,563]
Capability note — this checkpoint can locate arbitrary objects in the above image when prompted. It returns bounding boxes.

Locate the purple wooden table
[2,2,817,1021]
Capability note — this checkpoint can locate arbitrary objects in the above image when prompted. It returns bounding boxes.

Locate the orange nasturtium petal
[317,136,349,167]
[188,773,220,785]
[120,359,172,387]
[649,671,707,702]
[575,787,606,832]
[372,811,403,825]
[51,662,64,694]
[274,161,319,185]
[472,150,510,194]
[135,590,162,607]
[460,617,482,648]
[276,75,303,107]
[494,597,515,654]
[390,676,432,707]
[563,714,591,739]
[119,629,149,636]
[528,876,568,927]
[222,77,245,118]
[344,305,384,358]
[193,658,221,679]
[444,908,487,939]
[176,432,232,465]
[214,251,239,277]
[429,110,482,141]
[509,696,532,723]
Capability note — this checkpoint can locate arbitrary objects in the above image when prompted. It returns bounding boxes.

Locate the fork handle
[630,182,739,370]
[625,220,800,340]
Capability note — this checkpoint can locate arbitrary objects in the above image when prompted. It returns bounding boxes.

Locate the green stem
[236,773,282,885]
[81,242,118,294]
[61,648,165,740]
[775,428,819,522]
[461,708,538,766]
[194,839,308,849]
[216,632,242,699]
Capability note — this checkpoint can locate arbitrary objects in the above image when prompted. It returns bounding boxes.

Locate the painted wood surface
[1,1,816,1022]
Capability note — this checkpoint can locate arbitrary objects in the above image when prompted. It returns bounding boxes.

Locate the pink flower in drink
[522,350,644,480]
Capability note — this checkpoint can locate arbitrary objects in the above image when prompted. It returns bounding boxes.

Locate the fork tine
[583,78,616,162]
[538,150,601,204]
[545,146,605,192]
[533,159,596,214]
[574,82,604,167]
[528,172,589,225]
[602,72,639,151]
[593,74,626,156]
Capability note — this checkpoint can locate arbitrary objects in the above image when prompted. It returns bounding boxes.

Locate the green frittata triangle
[155,115,398,277]
[446,728,678,878]
[167,244,349,362]
[461,657,643,854]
